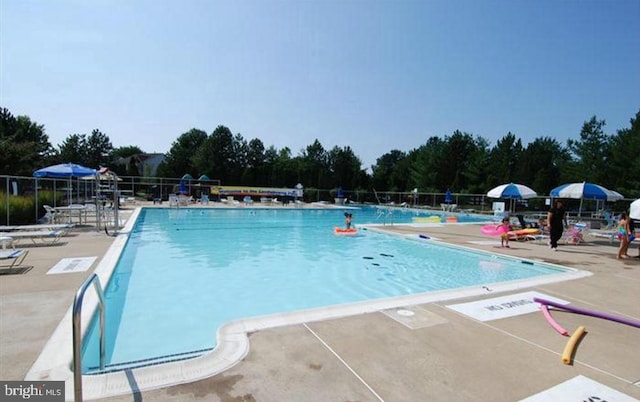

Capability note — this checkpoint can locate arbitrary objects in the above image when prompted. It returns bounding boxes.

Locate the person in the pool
[344,212,353,229]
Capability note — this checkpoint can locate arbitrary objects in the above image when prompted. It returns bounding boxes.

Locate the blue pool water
[82,207,564,373]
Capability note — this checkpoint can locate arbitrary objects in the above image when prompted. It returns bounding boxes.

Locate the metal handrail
[72,273,106,402]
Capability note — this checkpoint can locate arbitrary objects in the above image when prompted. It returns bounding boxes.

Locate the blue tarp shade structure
[198,175,210,182]
[179,180,187,195]
[337,187,344,198]
[445,188,452,203]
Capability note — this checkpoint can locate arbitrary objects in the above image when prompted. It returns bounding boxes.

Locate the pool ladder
[72,273,106,402]
[376,208,394,225]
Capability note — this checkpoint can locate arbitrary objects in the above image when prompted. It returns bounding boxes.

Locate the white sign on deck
[519,375,639,402]
[446,291,568,322]
[47,257,97,275]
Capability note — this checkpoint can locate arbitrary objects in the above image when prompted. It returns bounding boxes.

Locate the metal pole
[114,176,119,228]
[35,178,38,223]
[5,176,9,225]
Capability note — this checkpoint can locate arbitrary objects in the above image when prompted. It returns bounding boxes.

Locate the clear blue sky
[2,0,639,170]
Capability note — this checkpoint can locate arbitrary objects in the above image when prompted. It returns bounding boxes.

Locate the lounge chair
[0,223,73,233]
[0,249,29,269]
[589,230,617,244]
[169,194,179,207]
[42,205,60,224]
[602,211,617,229]
[0,230,64,245]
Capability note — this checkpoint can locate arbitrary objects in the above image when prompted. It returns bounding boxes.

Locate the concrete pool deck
[1,204,639,401]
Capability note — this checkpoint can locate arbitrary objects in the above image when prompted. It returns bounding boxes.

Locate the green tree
[0,108,54,176]
[57,134,88,165]
[231,133,248,184]
[192,126,235,182]
[486,132,524,187]
[518,137,570,195]
[459,136,490,194]
[327,145,363,190]
[300,139,328,188]
[371,150,407,191]
[158,128,207,178]
[566,116,612,184]
[244,138,266,186]
[441,131,485,191]
[609,110,640,197]
[110,146,144,160]
[85,129,113,168]
[410,137,445,192]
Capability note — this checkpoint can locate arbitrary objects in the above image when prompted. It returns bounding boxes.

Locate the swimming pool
[81,207,569,374]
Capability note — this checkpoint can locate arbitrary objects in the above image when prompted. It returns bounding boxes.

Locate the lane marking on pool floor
[303,323,385,402]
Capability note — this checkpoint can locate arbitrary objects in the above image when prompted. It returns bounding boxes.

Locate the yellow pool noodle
[562,325,586,365]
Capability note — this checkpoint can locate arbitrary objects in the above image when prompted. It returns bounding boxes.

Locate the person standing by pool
[499,217,512,248]
[617,211,632,259]
[547,199,567,251]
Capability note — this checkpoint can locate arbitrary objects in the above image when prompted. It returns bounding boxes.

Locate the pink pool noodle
[534,297,640,329]
[540,305,569,336]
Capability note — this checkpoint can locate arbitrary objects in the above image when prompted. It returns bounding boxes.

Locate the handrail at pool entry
[72,273,106,402]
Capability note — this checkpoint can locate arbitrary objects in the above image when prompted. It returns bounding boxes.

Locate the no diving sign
[446,291,569,322]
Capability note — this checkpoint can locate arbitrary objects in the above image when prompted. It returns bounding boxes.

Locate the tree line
[1,106,638,198]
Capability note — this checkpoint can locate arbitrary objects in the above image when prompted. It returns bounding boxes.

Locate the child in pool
[344,212,353,229]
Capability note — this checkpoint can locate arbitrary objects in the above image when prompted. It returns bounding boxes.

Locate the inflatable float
[334,227,358,236]
[481,225,510,236]
[412,216,441,223]
[508,228,541,237]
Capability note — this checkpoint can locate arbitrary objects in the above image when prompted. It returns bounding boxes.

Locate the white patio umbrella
[487,183,537,212]
[550,182,624,216]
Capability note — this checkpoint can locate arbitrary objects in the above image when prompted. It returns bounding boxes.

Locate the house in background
[114,153,166,177]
